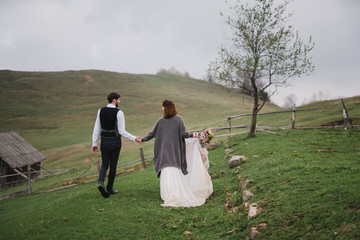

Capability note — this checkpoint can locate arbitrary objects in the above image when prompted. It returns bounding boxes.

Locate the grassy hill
[0,70,359,188]
[0,69,280,170]
[1,70,359,239]
[0,128,359,239]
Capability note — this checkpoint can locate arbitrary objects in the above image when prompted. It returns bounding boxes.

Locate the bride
[140,100,213,207]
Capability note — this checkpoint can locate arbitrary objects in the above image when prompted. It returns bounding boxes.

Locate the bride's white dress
[160,138,213,207]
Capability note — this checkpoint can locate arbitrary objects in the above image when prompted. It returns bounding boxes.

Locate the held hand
[92,146,98,154]
[193,132,198,138]
[135,137,142,143]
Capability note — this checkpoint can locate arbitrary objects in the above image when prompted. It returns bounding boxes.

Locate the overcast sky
[1,0,359,106]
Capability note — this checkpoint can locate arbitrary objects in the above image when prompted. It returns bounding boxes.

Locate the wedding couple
[92,92,213,207]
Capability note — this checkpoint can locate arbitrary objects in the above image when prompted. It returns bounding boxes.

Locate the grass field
[0,70,359,239]
[0,70,280,169]
[0,128,359,239]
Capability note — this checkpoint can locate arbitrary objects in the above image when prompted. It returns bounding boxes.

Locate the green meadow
[0,70,275,165]
[0,70,359,239]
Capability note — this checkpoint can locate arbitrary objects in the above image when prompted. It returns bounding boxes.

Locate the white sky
[1,0,359,107]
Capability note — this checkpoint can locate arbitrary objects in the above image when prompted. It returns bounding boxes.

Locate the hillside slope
[2,70,358,170]
[0,70,279,168]
[1,128,359,239]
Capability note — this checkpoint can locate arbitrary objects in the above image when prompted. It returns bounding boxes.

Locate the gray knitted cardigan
[141,115,193,177]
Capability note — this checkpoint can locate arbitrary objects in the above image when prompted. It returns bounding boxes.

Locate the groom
[92,92,142,198]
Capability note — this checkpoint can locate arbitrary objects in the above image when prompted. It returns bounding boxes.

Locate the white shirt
[92,104,136,147]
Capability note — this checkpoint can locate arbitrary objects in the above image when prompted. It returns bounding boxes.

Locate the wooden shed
[0,131,46,190]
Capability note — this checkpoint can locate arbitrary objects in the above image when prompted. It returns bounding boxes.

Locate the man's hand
[135,137,142,143]
[92,146,98,154]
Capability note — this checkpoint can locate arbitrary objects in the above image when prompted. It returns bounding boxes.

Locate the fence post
[27,165,31,194]
[343,109,348,130]
[140,148,146,168]
[291,104,296,129]
[341,99,351,130]
[227,117,231,141]
[96,158,101,175]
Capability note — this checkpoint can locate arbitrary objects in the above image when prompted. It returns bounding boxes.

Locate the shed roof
[0,131,46,168]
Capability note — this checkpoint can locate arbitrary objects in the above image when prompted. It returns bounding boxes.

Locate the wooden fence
[225,99,356,139]
[0,165,60,199]
[69,148,152,185]
[0,148,153,200]
[1,99,357,199]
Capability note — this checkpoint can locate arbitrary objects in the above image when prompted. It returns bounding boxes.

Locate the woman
[141,100,213,207]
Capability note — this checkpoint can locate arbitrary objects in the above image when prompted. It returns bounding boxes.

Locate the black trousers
[99,137,122,190]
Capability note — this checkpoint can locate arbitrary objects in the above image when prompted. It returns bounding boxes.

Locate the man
[92,92,141,198]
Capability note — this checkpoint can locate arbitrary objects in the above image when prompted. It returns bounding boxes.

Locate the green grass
[0,138,244,240]
[0,70,267,148]
[1,70,360,239]
[229,96,360,129]
[0,70,278,170]
[1,70,358,173]
[0,128,359,239]
[228,128,360,239]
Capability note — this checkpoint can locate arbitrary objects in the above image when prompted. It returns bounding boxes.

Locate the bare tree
[209,0,315,137]
[283,93,297,108]
[203,71,214,82]
[156,67,191,78]
[302,91,329,105]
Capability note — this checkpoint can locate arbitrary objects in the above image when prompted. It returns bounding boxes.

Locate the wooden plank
[341,99,351,130]
[227,117,231,141]
[279,125,360,130]
[228,107,335,119]
[214,132,248,138]
[0,172,25,179]
[212,125,250,131]
[27,165,31,194]
[117,159,142,168]
[140,148,146,169]
[96,158,100,175]
[257,129,284,136]
[188,125,250,133]
[291,105,296,129]
[13,168,28,179]
[1,149,45,169]
[38,164,56,175]
[0,189,28,201]
[70,159,98,184]
[42,184,78,193]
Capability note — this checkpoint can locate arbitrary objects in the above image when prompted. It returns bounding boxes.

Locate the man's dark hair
[107,92,121,103]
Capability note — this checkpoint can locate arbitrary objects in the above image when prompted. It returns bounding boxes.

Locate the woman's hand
[193,132,198,138]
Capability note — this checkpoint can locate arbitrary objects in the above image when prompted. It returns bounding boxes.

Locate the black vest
[100,107,120,137]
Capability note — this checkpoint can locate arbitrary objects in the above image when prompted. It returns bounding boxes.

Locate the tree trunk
[248,94,258,137]
[248,75,259,137]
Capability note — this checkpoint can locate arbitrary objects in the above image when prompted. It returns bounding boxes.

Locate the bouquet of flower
[198,128,214,147]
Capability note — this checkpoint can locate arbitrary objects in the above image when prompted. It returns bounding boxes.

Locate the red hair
[162,100,178,118]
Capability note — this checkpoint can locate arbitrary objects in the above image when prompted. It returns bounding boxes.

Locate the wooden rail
[0,147,154,199]
[225,99,354,138]
[1,99,356,199]
[228,107,334,119]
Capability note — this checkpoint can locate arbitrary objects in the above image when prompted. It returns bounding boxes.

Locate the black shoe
[107,189,119,194]
[98,184,110,198]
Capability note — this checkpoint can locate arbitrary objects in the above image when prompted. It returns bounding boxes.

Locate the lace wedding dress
[160,138,213,207]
